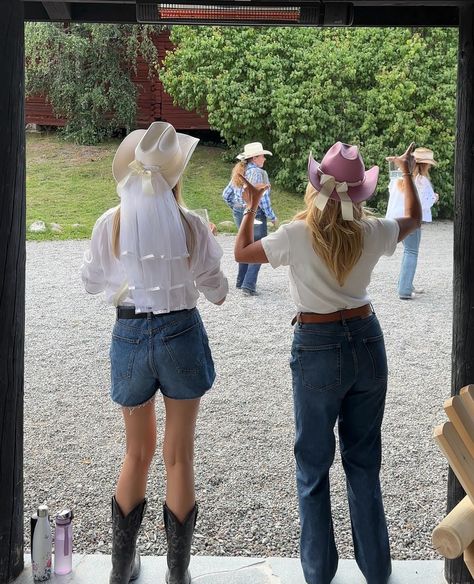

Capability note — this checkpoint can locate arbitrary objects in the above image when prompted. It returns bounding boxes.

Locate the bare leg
[115,400,157,516]
[163,396,200,522]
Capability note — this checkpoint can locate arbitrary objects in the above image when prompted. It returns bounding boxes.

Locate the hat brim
[113,130,146,183]
[415,159,438,166]
[236,149,272,161]
[112,129,199,188]
[308,154,379,204]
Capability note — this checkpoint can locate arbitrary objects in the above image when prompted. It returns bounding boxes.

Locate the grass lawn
[26,132,303,241]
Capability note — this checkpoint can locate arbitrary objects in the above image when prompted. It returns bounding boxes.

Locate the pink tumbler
[54,510,73,575]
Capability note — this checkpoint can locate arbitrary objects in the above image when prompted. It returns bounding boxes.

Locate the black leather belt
[116,306,153,319]
[116,306,191,320]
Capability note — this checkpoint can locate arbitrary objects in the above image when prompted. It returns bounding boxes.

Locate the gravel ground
[24,221,453,561]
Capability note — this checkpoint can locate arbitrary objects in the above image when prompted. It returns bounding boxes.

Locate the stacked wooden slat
[433,385,474,577]
[25,30,209,131]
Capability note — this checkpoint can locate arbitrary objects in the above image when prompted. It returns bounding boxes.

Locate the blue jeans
[290,313,391,584]
[110,308,215,406]
[398,227,421,297]
[233,206,268,292]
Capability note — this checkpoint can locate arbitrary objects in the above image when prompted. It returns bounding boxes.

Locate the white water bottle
[32,505,52,581]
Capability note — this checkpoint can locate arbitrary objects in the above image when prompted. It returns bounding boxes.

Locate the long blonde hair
[293,183,372,286]
[111,180,195,259]
[231,160,248,188]
[396,163,432,192]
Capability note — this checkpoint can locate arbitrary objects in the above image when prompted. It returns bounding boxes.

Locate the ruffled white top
[81,207,228,312]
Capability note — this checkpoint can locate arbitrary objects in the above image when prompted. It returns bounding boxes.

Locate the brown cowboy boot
[110,496,147,584]
[163,503,198,584]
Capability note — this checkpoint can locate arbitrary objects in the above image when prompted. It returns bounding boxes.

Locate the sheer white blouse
[81,206,228,310]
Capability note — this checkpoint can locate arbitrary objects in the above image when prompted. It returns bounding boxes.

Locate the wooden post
[0,1,26,582]
[447,4,474,583]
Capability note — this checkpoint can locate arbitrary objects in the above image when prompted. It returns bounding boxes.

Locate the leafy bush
[161,27,457,217]
[25,23,160,144]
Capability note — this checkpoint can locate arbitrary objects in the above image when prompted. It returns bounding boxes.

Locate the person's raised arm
[386,142,422,242]
[234,175,270,264]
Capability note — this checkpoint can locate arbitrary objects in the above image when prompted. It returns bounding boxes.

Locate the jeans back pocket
[110,333,141,381]
[363,334,388,380]
[162,321,206,375]
[293,343,341,392]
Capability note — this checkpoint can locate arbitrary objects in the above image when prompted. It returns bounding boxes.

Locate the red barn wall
[25,30,209,131]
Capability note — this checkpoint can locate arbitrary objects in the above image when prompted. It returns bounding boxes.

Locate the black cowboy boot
[163,503,198,584]
[110,496,147,584]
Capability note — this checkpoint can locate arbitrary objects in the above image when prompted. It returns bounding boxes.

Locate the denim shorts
[109,308,216,407]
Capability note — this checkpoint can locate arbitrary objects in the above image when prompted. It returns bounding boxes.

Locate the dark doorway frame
[2,1,473,582]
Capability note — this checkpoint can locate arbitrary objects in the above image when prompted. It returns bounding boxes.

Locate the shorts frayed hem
[112,394,156,415]
[160,386,212,401]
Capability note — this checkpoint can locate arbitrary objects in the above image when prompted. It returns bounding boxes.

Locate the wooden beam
[42,2,72,20]
[25,2,137,22]
[447,4,474,583]
[23,2,459,25]
[353,5,458,25]
[21,0,463,5]
[0,1,26,583]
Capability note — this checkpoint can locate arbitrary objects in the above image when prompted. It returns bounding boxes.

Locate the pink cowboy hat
[308,142,379,204]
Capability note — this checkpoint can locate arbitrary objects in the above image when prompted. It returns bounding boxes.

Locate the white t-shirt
[261,218,399,314]
[386,175,437,222]
[81,206,228,309]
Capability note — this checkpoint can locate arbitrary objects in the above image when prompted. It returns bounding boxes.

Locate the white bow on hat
[313,173,363,221]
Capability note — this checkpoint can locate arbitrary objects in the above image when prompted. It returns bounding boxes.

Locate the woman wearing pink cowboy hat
[235,141,421,584]
[81,122,228,584]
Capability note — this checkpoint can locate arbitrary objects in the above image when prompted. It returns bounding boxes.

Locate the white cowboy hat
[236,142,272,161]
[112,122,199,188]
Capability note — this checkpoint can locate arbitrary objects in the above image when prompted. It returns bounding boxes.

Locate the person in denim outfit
[81,122,228,584]
[222,142,278,295]
[234,142,422,584]
[386,147,439,299]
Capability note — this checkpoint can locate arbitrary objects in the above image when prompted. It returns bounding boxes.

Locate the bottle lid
[55,509,73,524]
[37,505,48,518]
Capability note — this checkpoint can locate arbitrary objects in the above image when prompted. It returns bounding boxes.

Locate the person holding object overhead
[234,142,421,584]
[222,141,278,295]
[81,122,228,584]
[386,146,439,299]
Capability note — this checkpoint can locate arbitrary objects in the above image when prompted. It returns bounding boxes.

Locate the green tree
[25,23,160,144]
[161,26,457,217]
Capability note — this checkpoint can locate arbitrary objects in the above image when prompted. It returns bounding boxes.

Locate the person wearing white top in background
[386,147,439,299]
[81,122,228,584]
[234,142,421,584]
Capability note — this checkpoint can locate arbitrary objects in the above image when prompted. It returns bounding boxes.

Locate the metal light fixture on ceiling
[136,1,354,26]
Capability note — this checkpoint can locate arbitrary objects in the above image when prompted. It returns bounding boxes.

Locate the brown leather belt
[291,304,373,326]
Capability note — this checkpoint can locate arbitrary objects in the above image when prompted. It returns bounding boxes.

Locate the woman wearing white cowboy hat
[386,146,439,299]
[222,141,278,295]
[81,122,228,584]
[234,141,422,584]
